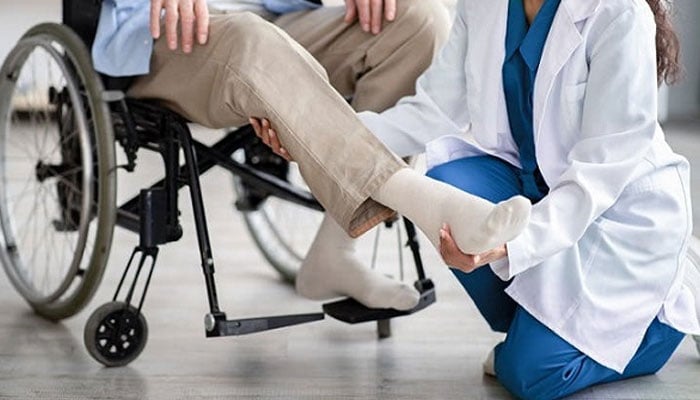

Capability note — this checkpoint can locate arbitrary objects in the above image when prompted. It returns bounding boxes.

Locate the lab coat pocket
[563,82,587,133]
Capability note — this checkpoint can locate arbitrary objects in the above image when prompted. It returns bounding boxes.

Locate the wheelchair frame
[0,0,437,367]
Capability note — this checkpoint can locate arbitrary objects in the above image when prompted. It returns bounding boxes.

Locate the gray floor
[0,120,699,400]
[2,2,700,399]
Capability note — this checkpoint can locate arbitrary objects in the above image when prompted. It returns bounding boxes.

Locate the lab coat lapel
[533,0,600,141]
[464,0,509,140]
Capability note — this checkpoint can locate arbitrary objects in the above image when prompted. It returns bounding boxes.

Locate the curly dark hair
[645,0,682,85]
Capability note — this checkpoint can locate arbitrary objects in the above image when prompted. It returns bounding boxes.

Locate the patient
[94,0,531,310]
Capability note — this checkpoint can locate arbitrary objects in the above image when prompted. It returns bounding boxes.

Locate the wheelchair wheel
[84,301,148,367]
[0,23,116,320]
[235,161,321,283]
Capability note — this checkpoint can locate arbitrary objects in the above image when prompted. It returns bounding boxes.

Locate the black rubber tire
[84,301,148,367]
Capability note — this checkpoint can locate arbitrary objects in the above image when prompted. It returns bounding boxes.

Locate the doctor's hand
[249,117,293,162]
[439,224,507,273]
[150,0,209,53]
[344,0,397,35]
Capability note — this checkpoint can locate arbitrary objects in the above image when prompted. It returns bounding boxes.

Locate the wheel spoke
[25,184,45,279]
[39,185,56,294]
[5,125,39,159]
[7,175,39,208]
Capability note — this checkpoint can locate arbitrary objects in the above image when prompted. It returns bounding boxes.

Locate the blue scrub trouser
[426,155,685,400]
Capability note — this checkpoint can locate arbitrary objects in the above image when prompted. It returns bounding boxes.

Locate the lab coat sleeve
[358,0,471,157]
[493,6,659,280]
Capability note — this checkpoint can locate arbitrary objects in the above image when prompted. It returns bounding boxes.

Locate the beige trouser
[128,2,449,237]
[275,1,449,112]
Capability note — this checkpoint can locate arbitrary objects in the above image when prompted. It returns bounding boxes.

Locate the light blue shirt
[92,0,322,77]
[263,0,321,14]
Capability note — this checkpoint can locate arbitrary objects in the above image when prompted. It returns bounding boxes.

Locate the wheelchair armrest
[101,74,135,92]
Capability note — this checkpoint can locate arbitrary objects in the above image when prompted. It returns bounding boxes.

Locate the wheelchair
[0,0,436,367]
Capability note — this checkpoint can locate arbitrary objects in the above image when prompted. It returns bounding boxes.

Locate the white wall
[667,0,700,119]
[0,1,61,64]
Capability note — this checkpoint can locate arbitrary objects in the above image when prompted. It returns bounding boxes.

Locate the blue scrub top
[502,0,561,202]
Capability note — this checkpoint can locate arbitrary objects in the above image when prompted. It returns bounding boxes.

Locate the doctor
[363,0,700,398]
[258,0,700,398]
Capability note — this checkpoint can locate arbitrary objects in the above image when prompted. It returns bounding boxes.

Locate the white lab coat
[359,0,700,373]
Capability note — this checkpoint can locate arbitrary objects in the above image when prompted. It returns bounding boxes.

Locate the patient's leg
[130,12,399,236]
[278,3,450,308]
[296,215,420,310]
[372,169,531,253]
[275,0,450,113]
[129,12,529,265]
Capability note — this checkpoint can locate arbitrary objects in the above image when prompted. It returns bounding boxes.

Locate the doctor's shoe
[482,347,496,377]
[685,235,700,355]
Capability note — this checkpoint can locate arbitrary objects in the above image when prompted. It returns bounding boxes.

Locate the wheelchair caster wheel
[84,301,148,367]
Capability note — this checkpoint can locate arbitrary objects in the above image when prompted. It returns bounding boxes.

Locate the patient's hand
[439,224,507,273]
[344,0,397,35]
[150,0,209,53]
[249,118,293,162]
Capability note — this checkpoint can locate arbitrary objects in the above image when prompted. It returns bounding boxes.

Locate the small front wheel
[84,301,148,367]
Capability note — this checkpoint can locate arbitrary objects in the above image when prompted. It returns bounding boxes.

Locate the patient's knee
[217,12,284,52]
[216,12,327,80]
[393,0,451,51]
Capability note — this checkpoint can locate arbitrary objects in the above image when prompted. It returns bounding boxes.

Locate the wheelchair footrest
[205,312,325,337]
[323,282,436,324]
